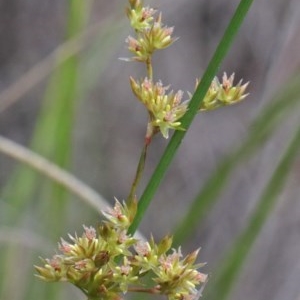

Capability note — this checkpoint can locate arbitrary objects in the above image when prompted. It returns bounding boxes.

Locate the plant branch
[127,142,149,204]
[146,57,153,80]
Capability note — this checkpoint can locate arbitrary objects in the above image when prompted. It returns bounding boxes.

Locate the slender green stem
[127,50,153,204]
[127,142,149,204]
[146,57,153,80]
[128,0,255,235]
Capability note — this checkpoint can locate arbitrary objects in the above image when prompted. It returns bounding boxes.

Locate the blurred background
[1,0,300,299]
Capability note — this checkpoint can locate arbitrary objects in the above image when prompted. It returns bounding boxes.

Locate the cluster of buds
[198,73,249,111]
[125,0,176,62]
[35,199,207,300]
[130,77,188,139]
[125,0,187,141]
[125,1,249,141]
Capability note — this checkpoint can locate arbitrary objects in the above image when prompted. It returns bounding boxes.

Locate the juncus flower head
[153,248,208,300]
[197,72,249,111]
[130,77,188,138]
[126,0,156,32]
[101,198,137,230]
[35,198,207,300]
[124,0,177,62]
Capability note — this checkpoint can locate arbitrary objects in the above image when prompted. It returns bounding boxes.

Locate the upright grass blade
[172,74,300,246]
[204,119,300,300]
[128,0,255,235]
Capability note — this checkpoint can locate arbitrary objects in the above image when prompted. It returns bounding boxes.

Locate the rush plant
[35,1,250,299]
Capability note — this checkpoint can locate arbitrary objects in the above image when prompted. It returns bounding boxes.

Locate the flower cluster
[124,0,185,141]
[130,77,188,139]
[125,0,176,62]
[125,1,249,141]
[198,73,249,111]
[35,199,207,300]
